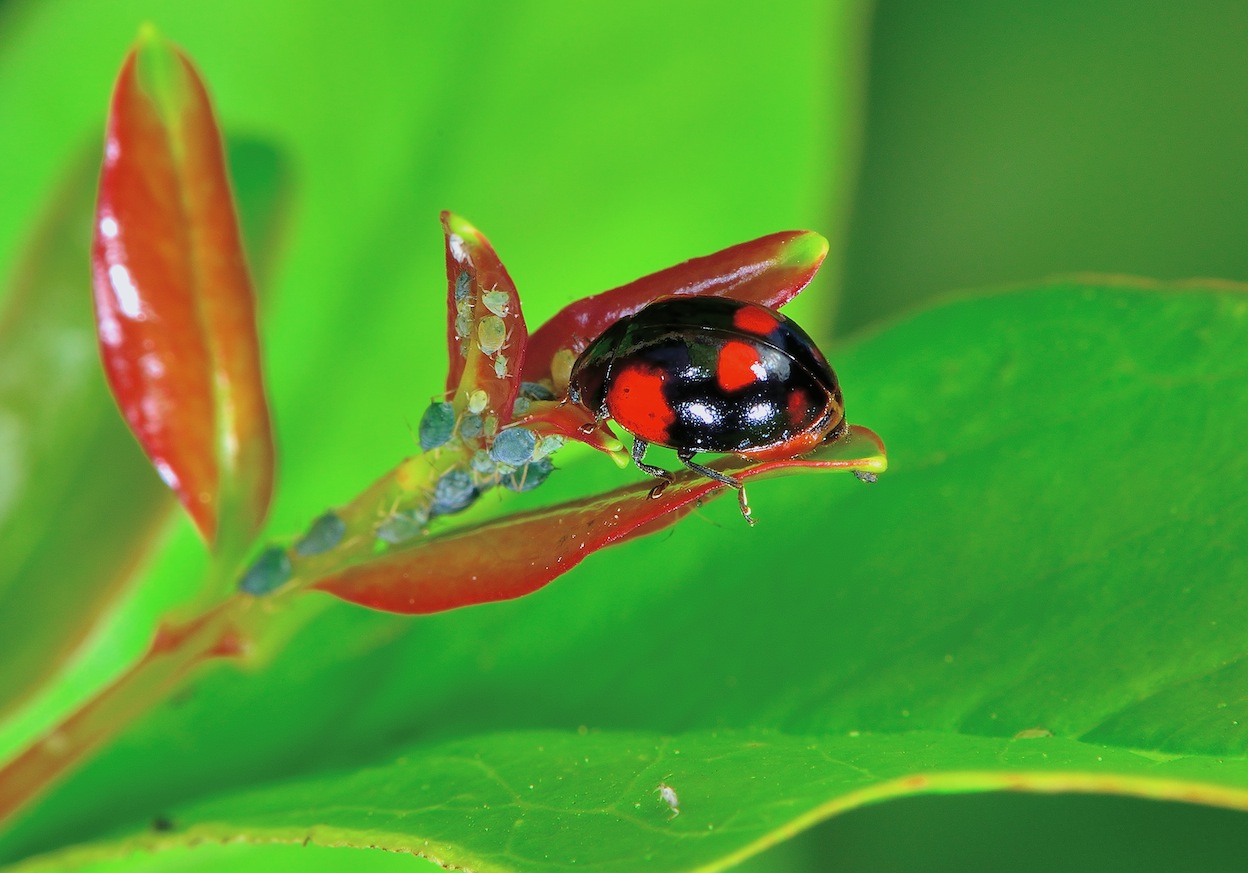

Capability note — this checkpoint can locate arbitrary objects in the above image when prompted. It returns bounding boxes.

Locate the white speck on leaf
[656,781,679,819]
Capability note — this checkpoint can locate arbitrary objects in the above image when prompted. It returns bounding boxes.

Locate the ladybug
[567,296,847,523]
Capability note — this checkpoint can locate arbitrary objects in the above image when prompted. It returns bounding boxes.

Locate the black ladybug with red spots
[568,296,847,523]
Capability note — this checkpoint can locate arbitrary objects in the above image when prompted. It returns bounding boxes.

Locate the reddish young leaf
[91,28,273,552]
[513,399,626,464]
[442,212,528,425]
[313,426,885,615]
[524,230,829,388]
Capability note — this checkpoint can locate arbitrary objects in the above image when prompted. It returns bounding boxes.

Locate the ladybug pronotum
[568,296,847,523]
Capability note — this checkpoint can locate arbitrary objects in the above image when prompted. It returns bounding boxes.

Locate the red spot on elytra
[717,340,763,392]
[606,363,675,443]
[787,387,811,426]
[732,304,779,336]
[738,387,824,460]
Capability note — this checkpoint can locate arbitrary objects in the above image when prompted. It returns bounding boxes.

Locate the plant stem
[0,601,243,828]
[0,452,448,829]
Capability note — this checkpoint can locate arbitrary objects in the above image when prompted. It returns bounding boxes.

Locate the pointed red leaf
[313,426,885,615]
[441,212,528,424]
[525,230,829,387]
[91,28,274,552]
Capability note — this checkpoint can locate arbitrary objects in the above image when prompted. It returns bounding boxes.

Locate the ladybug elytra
[568,296,847,523]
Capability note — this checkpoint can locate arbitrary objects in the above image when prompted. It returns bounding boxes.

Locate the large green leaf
[17,728,1248,873]
[3,282,1245,870]
[0,151,172,724]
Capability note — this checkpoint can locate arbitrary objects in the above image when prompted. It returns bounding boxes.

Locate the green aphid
[477,315,507,355]
[481,289,510,317]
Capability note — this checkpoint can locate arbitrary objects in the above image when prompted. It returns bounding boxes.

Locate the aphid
[568,297,847,523]
[477,315,507,356]
[655,780,680,819]
[293,511,346,557]
[481,288,510,317]
[238,546,292,596]
[467,389,489,415]
[418,401,457,450]
[454,298,474,345]
[375,506,430,544]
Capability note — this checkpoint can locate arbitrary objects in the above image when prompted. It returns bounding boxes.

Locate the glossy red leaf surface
[524,230,829,386]
[91,29,273,549]
[314,426,884,614]
[441,212,528,424]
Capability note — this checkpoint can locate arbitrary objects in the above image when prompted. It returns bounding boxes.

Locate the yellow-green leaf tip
[780,231,830,269]
[444,212,480,240]
[134,24,192,123]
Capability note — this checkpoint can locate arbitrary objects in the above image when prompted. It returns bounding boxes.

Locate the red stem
[0,602,242,827]
[0,453,439,828]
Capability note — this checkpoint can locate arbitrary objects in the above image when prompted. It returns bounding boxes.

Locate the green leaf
[0,150,172,722]
[4,282,1245,870]
[14,729,1248,873]
[8,841,444,873]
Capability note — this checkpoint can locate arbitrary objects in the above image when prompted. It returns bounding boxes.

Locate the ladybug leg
[631,438,675,497]
[676,449,754,526]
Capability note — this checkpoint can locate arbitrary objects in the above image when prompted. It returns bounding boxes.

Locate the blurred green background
[837,0,1248,334]
[3,0,1248,870]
